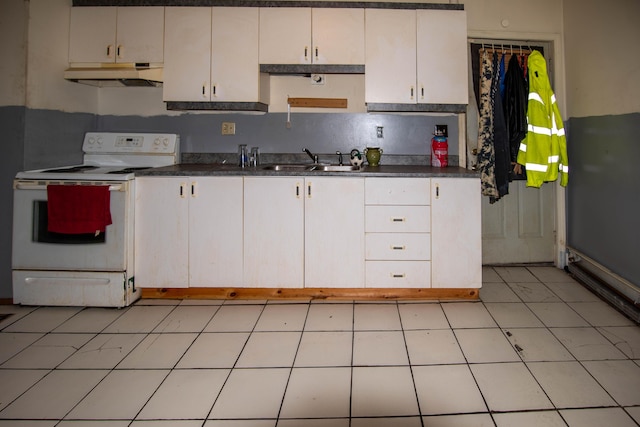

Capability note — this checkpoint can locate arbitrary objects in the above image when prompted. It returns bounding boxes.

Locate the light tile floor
[1,266,639,426]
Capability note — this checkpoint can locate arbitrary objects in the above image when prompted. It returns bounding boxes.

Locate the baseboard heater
[567,247,640,324]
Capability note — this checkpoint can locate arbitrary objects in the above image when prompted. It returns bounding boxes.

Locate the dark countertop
[136,163,479,178]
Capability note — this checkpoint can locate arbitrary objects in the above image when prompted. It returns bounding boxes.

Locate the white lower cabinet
[135,175,480,290]
[431,178,482,288]
[134,176,243,288]
[365,178,431,288]
[243,176,364,288]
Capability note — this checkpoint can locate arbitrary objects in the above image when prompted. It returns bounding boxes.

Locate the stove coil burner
[42,165,99,173]
[107,167,150,174]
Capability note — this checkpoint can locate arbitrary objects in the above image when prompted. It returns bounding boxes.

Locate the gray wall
[97,112,459,160]
[566,113,640,286]
[0,106,25,299]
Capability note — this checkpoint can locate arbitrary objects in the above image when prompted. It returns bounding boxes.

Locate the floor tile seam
[273,302,313,422]
[396,302,426,427]
[521,358,625,411]
[151,305,222,334]
[349,301,355,423]
[524,300,599,329]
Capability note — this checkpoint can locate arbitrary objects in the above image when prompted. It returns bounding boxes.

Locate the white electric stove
[12,132,180,307]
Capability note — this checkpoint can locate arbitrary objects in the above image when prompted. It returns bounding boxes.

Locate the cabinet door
[244,177,304,287]
[431,179,482,288]
[189,177,243,287]
[134,177,189,288]
[417,10,468,104]
[312,8,365,65]
[211,7,261,102]
[259,8,311,64]
[305,177,365,288]
[163,7,212,102]
[69,7,117,64]
[116,7,164,64]
[365,9,417,104]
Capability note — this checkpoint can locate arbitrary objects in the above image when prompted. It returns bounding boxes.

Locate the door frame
[465,30,567,268]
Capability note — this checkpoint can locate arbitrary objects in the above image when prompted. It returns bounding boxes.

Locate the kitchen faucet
[303,148,319,164]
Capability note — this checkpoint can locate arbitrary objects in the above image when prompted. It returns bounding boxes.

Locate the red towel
[47,185,112,234]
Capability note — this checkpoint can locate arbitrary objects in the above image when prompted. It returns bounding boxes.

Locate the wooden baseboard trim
[141,287,479,301]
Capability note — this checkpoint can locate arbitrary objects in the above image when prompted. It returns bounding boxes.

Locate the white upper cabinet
[365,9,417,104]
[365,8,468,105]
[163,7,266,103]
[69,7,164,65]
[259,8,365,65]
[416,9,468,104]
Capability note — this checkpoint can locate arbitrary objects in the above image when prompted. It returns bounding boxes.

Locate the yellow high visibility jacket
[517,50,569,188]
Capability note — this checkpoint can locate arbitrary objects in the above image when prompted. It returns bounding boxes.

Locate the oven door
[12,180,130,271]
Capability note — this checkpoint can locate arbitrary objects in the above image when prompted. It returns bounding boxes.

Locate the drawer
[365,261,431,288]
[366,206,430,233]
[366,233,431,260]
[365,178,430,205]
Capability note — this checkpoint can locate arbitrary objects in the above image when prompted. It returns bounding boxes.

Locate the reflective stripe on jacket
[517,50,569,188]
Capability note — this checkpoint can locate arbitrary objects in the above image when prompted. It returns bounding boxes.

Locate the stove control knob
[87,136,96,145]
[96,137,103,145]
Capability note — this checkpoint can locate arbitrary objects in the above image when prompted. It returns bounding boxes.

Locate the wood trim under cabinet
[141,287,479,301]
[73,1,464,11]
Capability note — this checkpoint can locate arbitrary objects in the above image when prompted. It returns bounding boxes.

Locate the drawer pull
[391,245,406,250]
[391,217,406,222]
[391,273,406,278]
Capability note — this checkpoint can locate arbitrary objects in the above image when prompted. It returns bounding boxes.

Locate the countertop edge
[136,164,480,178]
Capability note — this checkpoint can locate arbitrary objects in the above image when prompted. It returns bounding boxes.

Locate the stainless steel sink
[262,164,361,172]
[262,164,314,171]
[309,164,361,172]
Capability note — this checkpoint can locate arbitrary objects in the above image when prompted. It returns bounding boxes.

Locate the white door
[365,9,417,104]
[69,7,117,64]
[189,177,244,287]
[431,178,482,288]
[305,177,365,288]
[259,8,311,64]
[482,181,555,264]
[115,7,164,64]
[312,8,365,64]
[163,7,212,101]
[134,177,189,288]
[243,177,304,287]
[211,7,261,102]
[416,9,468,104]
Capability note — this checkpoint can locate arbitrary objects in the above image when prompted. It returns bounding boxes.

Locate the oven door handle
[14,182,126,192]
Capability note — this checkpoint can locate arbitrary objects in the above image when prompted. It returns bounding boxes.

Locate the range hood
[64,63,163,87]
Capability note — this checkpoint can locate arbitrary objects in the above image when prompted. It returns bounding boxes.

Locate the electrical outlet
[221,122,236,135]
[376,126,384,138]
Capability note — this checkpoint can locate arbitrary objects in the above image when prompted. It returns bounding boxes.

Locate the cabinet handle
[304,46,308,61]
[435,184,440,199]
[106,44,113,58]
[179,183,187,198]
[191,181,196,197]
[421,85,424,99]
[391,245,406,250]
[391,217,406,222]
[307,182,312,198]
[315,46,319,59]
[202,84,207,98]
[116,45,122,59]
[391,273,406,278]
[410,86,414,100]
[212,84,216,97]
[296,183,300,198]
